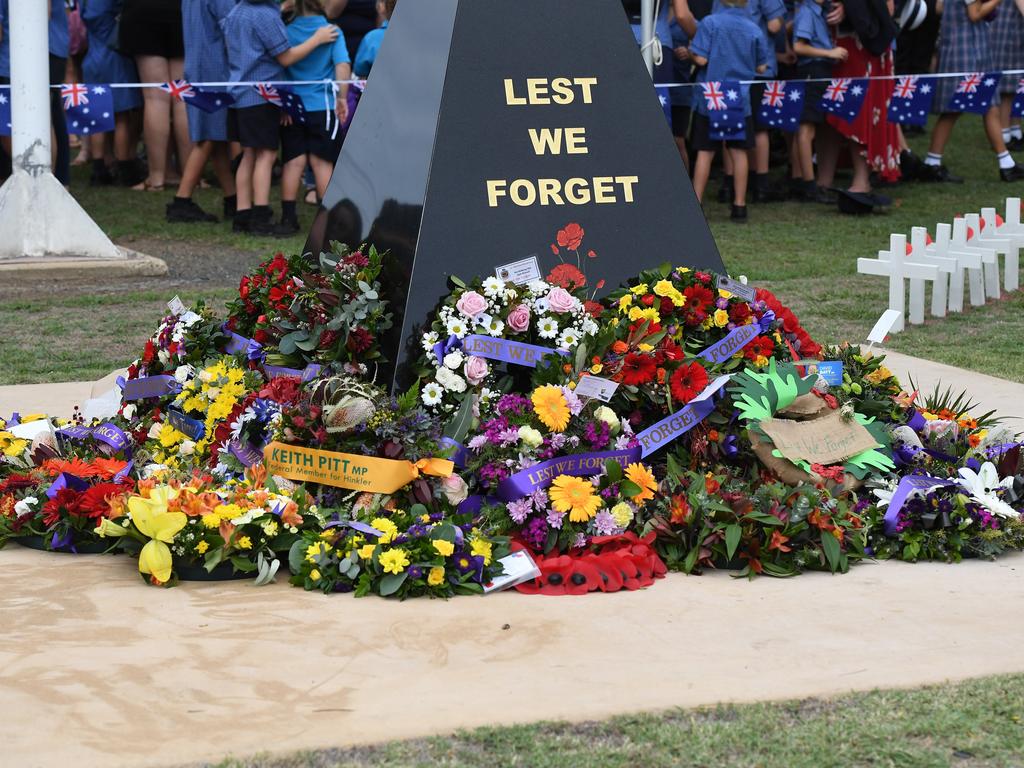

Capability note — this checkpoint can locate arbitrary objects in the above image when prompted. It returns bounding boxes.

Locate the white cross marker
[928,222,981,314]
[965,213,1005,300]
[857,233,938,333]
[907,226,956,319]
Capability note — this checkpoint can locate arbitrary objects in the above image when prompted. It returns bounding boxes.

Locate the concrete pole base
[0,246,168,279]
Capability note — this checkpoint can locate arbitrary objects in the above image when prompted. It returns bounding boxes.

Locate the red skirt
[826,35,901,183]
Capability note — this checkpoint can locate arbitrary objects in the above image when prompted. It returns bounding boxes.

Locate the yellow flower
[262,521,279,537]
[628,306,661,325]
[630,283,649,295]
[532,385,571,432]
[590,363,603,374]
[718,288,733,299]
[713,309,729,328]
[549,475,602,522]
[420,514,431,523]
[610,502,634,528]
[1,437,28,458]
[310,568,321,582]
[864,367,894,385]
[128,485,186,584]
[470,537,493,565]
[637,343,654,353]
[653,279,675,297]
[94,517,130,538]
[195,540,209,554]
[237,536,252,550]
[358,543,377,560]
[305,540,331,562]
[754,355,769,368]
[617,294,633,313]
[625,463,658,504]
[158,423,186,448]
[432,539,455,557]
[370,517,399,544]
[428,566,445,586]
[379,548,410,575]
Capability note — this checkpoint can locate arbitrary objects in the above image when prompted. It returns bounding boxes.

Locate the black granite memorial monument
[305,0,726,390]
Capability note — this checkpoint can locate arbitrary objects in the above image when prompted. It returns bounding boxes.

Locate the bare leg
[114,113,134,161]
[798,124,816,182]
[281,154,307,203]
[235,148,256,211]
[731,147,749,206]
[210,143,236,196]
[983,106,1009,155]
[814,122,841,188]
[693,150,713,202]
[134,55,173,188]
[753,130,770,174]
[673,135,689,173]
[848,142,871,193]
[169,58,194,172]
[310,155,335,199]
[927,112,960,156]
[252,148,277,207]
[176,140,213,199]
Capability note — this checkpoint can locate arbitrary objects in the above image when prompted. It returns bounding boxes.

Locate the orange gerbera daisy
[531,385,570,432]
[549,475,602,522]
[625,463,658,504]
[89,457,130,480]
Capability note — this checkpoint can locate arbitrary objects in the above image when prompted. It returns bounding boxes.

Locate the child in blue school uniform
[167,0,239,224]
[792,0,847,202]
[352,0,396,78]
[277,0,351,236]
[80,0,144,187]
[689,0,770,222]
[222,0,339,236]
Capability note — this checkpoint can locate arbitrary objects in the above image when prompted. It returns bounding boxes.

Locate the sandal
[304,188,319,206]
[132,180,165,192]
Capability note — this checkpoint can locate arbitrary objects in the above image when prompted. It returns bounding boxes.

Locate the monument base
[0,246,168,279]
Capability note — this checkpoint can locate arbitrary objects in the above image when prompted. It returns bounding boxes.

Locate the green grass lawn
[208,674,1024,768]
[1,117,1022,385]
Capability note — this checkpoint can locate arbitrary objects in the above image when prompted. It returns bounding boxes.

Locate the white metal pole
[641,0,655,77]
[9,0,51,173]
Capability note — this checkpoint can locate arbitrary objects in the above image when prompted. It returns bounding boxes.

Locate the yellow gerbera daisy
[625,463,658,504]
[549,475,602,522]
[532,385,570,432]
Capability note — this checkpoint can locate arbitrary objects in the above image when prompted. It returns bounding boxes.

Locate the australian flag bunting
[656,86,673,130]
[818,78,868,122]
[1012,78,1024,119]
[887,76,934,127]
[756,80,804,131]
[255,83,306,124]
[702,80,746,141]
[0,87,10,136]
[946,72,1000,114]
[160,80,233,113]
[62,83,114,136]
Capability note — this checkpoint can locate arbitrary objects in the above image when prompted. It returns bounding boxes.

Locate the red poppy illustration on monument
[305,0,725,390]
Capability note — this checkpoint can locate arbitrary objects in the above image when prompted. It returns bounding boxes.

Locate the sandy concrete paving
[0,546,1022,768]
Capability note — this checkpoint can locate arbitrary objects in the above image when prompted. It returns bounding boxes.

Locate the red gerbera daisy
[618,353,657,386]
[670,362,709,404]
[683,284,714,312]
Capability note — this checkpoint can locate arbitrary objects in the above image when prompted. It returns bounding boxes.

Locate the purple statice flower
[563,387,584,416]
[593,509,617,535]
[572,533,587,549]
[467,434,489,451]
[584,420,611,449]
[521,516,549,549]
[483,416,511,444]
[546,508,565,529]
[531,488,549,510]
[497,394,531,417]
[506,498,533,524]
[549,433,567,451]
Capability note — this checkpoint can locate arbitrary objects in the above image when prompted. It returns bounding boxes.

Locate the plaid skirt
[932,3,994,110]
[991,6,1024,94]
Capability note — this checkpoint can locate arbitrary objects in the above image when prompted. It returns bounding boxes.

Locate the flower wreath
[413,275,599,422]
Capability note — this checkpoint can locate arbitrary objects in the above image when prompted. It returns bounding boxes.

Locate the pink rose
[455,290,488,318]
[547,287,578,314]
[440,474,469,505]
[506,303,531,333]
[463,355,490,385]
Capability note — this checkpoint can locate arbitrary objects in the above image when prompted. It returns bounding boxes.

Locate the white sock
[1013,126,1024,140]
[925,152,943,167]
[1004,128,1013,143]
[998,151,1016,170]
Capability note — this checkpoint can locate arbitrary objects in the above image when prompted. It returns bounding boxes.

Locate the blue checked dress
[991,4,1024,94]
[80,0,142,112]
[933,0,997,112]
[182,0,236,142]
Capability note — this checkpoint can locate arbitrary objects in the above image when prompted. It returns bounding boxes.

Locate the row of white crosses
[857,197,1024,334]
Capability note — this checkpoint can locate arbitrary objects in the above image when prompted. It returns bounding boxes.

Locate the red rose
[729,303,752,323]
[659,297,677,316]
[556,223,585,251]
[669,362,709,405]
[696,271,712,283]
[253,329,269,344]
[239,276,250,300]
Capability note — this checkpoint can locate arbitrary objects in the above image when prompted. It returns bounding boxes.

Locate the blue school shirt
[0,0,70,77]
[286,15,349,112]
[222,0,290,108]
[712,0,785,77]
[669,19,693,108]
[690,6,770,116]
[81,0,142,112]
[353,21,386,78]
[183,0,236,84]
[793,1,832,65]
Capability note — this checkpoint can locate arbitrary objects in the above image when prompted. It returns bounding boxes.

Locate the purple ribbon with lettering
[461,335,568,368]
[46,472,89,500]
[121,375,181,401]
[882,474,957,536]
[55,425,93,442]
[496,447,642,502]
[264,363,322,382]
[637,398,717,458]
[440,437,470,468]
[697,324,760,365]
[229,438,264,467]
[167,409,205,441]
[91,422,129,452]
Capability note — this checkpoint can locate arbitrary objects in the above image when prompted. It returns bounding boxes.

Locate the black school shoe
[919,164,964,184]
[233,208,253,233]
[730,204,748,223]
[272,215,301,237]
[999,164,1024,182]
[166,197,218,224]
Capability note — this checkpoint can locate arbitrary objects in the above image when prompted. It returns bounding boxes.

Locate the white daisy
[421,331,439,351]
[557,328,580,349]
[537,316,559,340]
[482,277,505,297]
[485,317,505,336]
[422,380,443,404]
[581,318,599,336]
[446,317,469,338]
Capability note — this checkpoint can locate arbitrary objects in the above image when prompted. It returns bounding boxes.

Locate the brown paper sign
[758,410,879,466]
